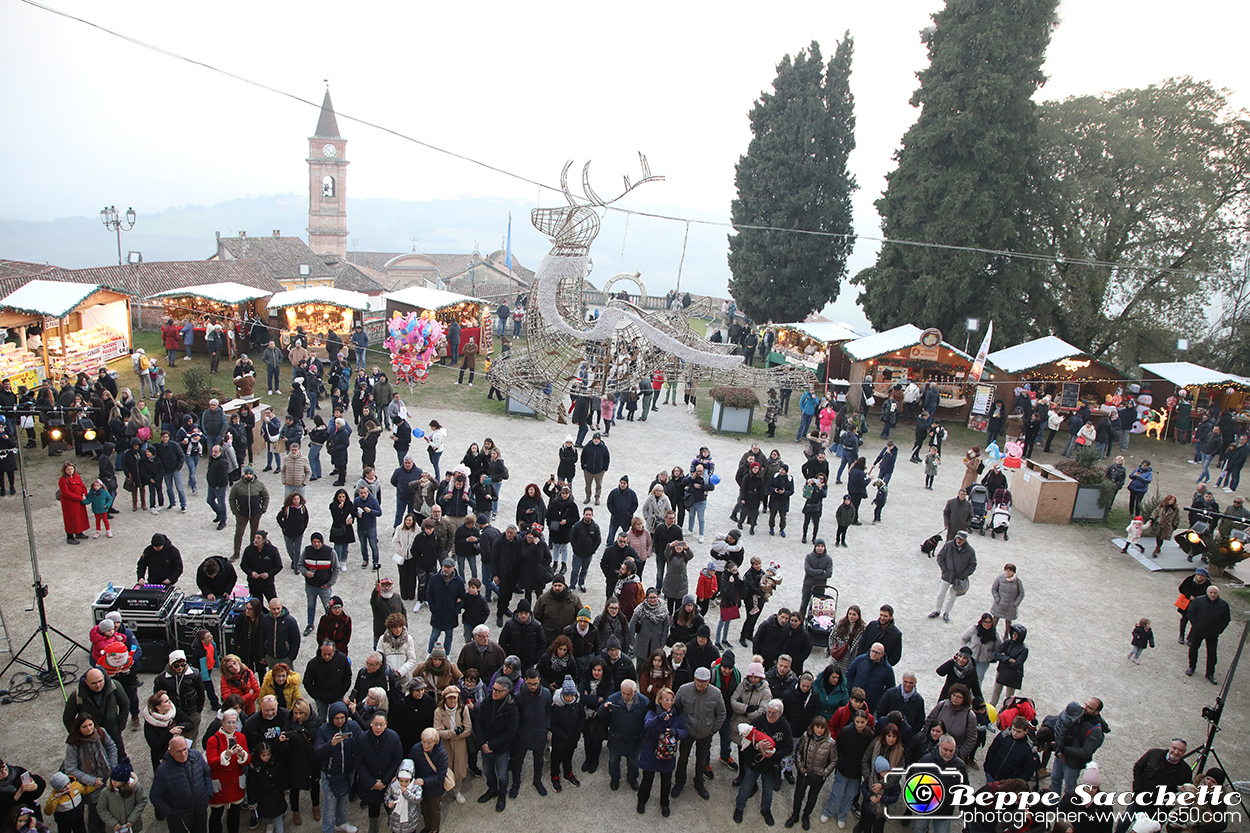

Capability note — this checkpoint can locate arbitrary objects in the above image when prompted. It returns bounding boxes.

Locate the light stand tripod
[0,408,87,689]
[1183,618,1247,776]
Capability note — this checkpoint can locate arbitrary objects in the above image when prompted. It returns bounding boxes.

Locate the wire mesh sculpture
[487,155,817,420]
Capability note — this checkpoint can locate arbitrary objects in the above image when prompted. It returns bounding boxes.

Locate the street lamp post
[100,206,136,267]
[101,205,139,327]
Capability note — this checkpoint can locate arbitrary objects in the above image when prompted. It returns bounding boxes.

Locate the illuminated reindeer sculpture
[486,155,816,420]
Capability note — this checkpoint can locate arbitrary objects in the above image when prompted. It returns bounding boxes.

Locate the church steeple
[308,88,348,259]
[314,89,341,139]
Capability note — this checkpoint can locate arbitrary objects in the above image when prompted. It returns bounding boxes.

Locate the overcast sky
[2,0,1247,326]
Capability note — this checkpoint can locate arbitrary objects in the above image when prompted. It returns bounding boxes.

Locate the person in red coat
[205,707,250,831]
[160,318,181,366]
[58,461,90,544]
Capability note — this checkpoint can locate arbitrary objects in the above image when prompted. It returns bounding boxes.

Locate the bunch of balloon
[385,311,445,386]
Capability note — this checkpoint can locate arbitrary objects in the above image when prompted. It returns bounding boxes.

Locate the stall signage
[102,337,129,360]
[3,367,42,391]
[909,344,939,361]
[971,384,995,416]
[1057,357,1091,372]
[1061,382,1081,409]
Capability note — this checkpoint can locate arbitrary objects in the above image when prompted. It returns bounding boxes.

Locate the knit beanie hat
[577,607,592,622]
[110,761,133,783]
[874,756,891,774]
[561,676,578,698]
[1078,762,1101,788]
[50,773,70,792]
[747,662,766,678]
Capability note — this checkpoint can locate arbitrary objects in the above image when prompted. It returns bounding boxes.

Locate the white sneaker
[412,602,424,613]
[337,825,358,833]
[339,562,348,572]
[92,530,100,539]
[820,816,830,825]
[837,821,846,829]
[698,535,704,543]
[151,507,160,515]
[455,791,466,804]
[1224,487,1234,493]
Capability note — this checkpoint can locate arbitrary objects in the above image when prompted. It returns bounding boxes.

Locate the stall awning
[268,287,371,311]
[385,285,484,312]
[842,324,973,363]
[150,282,273,305]
[988,336,1090,374]
[1139,361,1250,390]
[774,321,867,344]
[0,280,107,318]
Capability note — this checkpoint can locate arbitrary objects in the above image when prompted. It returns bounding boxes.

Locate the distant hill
[0,194,873,327]
[0,194,731,295]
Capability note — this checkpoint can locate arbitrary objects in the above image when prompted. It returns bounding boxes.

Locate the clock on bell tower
[307,89,348,259]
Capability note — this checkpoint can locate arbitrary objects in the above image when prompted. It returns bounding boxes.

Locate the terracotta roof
[325,259,385,294]
[314,90,341,139]
[486,250,535,281]
[216,235,337,283]
[0,259,55,282]
[0,260,282,301]
[344,251,406,273]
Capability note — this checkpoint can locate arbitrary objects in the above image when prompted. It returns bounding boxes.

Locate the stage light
[1227,529,1248,554]
[1188,521,1210,543]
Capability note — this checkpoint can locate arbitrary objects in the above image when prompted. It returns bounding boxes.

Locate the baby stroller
[968,484,990,535]
[990,488,1012,540]
[804,585,839,649]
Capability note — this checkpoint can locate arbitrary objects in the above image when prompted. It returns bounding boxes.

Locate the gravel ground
[0,387,1246,831]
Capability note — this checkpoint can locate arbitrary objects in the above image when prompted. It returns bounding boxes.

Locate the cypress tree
[728,35,857,323]
[852,0,1059,343]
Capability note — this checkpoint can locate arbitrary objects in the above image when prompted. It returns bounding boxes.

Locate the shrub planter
[1071,484,1111,523]
[709,387,759,435]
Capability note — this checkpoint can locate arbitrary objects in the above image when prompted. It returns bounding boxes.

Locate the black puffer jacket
[499,613,546,671]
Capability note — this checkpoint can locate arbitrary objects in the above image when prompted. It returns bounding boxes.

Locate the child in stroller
[968,484,990,534]
[990,486,1012,540]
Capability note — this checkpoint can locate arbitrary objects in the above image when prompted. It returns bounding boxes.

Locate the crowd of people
[1,330,1244,833]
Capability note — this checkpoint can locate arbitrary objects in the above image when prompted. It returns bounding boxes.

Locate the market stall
[988,335,1124,417]
[1138,361,1250,439]
[267,287,370,353]
[842,324,977,416]
[766,321,863,388]
[384,285,492,355]
[0,280,132,385]
[149,282,273,357]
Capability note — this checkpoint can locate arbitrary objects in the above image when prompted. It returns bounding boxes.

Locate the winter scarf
[636,598,668,626]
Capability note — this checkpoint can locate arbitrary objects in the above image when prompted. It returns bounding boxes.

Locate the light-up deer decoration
[487,155,816,420]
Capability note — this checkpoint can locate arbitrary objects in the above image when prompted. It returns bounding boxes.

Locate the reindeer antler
[560,161,577,206]
[580,153,665,207]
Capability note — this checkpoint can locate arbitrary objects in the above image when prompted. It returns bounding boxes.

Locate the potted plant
[1055,447,1117,523]
[709,387,759,434]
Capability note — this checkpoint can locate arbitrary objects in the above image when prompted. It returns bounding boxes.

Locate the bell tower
[307,89,348,259]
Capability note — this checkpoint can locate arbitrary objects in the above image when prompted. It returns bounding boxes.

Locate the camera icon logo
[886,763,964,820]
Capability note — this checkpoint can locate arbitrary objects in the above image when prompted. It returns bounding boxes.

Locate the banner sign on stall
[967,321,993,383]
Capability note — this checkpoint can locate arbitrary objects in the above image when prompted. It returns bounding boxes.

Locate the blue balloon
[412,428,425,439]
[709,474,721,485]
